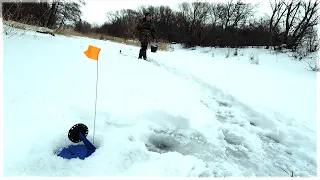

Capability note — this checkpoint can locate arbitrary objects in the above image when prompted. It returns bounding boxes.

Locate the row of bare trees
[2,0,85,29]
[2,0,319,52]
[91,2,261,48]
[79,0,317,51]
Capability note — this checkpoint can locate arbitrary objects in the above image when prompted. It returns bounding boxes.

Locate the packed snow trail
[118,49,317,177]
[3,27,317,177]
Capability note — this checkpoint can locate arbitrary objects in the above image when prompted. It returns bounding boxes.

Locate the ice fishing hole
[146,133,180,153]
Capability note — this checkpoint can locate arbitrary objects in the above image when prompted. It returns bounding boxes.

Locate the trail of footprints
[144,58,315,176]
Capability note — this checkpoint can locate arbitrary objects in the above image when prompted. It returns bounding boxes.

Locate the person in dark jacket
[136,12,155,60]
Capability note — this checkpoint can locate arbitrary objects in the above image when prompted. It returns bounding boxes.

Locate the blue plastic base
[57,132,96,160]
[57,144,95,160]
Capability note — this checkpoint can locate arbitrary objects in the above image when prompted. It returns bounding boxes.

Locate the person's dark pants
[138,41,148,60]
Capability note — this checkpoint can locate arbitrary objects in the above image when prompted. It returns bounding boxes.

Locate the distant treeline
[2,0,319,52]
[2,0,85,29]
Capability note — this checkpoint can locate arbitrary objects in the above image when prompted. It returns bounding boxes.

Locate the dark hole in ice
[146,133,179,153]
[150,136,174,150]
[250,121,256,126]
[156,142,169,150]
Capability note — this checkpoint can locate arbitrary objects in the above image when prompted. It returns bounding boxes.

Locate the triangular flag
[84,45,101,61]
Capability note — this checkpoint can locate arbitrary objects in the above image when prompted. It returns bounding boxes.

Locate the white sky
[80,0,271,25]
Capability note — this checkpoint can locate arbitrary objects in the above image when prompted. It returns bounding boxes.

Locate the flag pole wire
[93,60,99,144]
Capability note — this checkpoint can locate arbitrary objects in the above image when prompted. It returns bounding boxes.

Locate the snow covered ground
[3,25,318,177]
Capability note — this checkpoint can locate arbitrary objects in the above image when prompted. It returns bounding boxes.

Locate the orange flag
[84,45,101,61]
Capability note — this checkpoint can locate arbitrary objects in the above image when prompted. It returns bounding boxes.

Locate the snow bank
[3,20,54,33]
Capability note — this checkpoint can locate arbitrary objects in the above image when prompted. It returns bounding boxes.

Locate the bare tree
[289,0,319,49]
[46,2,58,29]
[121,9,140,40]
[212,1,233,29]
[74,19,92,34]
[230,1,255,28]
[267,0,286,49]
[305,26,319,52]
[283,0,301,45]
[154,5,176,41]
[178,1,210,47]
[55,1,83,28]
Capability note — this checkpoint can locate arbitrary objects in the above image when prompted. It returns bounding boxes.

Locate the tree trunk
[46,2,58,29]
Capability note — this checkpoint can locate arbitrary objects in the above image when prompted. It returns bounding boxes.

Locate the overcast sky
[80,0,271,25]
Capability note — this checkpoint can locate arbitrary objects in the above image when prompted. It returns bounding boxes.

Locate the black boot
[138,49,143,59]
[142,49,147,60]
